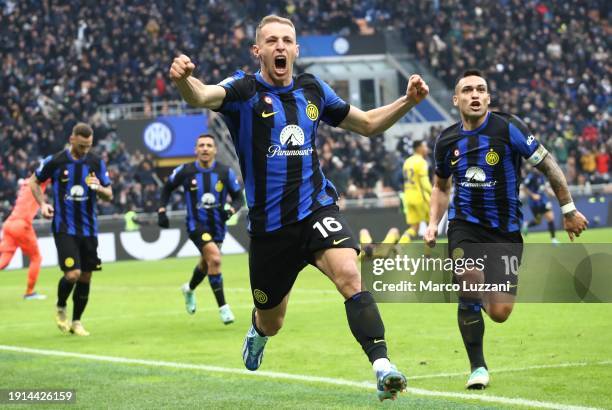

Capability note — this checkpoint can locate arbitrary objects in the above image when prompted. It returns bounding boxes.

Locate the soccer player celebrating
[0,174,50,299]
[521,166,559,244]
[30,123,113,336]
[399,139,432,243]
[158,134,244,324]
[169,15,429,400]
[424,70,588,389]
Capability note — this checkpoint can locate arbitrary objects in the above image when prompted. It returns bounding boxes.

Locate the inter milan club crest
[485,149,500,166]
[264,95,273,105]
[215,180,224,192]
[306,101,319,121]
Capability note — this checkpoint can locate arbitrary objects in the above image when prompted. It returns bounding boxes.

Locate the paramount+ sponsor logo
[267,125,313,158]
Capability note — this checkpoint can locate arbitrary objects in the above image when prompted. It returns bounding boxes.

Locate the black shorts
[53,233,101,272]
[447,220,523,296]
[249,205,359,309]
[188,228,223,254]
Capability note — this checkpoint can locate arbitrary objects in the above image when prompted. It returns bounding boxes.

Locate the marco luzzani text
[370,255,513,293]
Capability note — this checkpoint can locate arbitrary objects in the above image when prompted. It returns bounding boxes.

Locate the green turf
[1,227,611,409]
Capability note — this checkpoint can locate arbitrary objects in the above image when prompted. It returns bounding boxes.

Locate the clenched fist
[169,54,196,82]
[406,74,429,106]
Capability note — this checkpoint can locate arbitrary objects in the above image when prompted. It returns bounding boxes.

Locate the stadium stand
[0,0,609,219]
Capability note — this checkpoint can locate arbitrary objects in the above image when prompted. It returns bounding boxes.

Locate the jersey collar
[66,148,87,163]
[195,160,216,172]
[255,71,294,93]
[460,111,491,135]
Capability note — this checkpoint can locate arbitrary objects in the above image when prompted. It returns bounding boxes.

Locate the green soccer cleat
[181,283,196,315]
[466,367,489,389]
[376,364,407,401]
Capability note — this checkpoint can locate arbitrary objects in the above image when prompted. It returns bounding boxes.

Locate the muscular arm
[535,154,572,207]
[428,175,452,227]
[29,175,46,206]
[174,77,226,110]
[338,74,429,137]
[535,153,588,239]
[339,96,416,137]
[95,185,113,202]
[169,55,226,110]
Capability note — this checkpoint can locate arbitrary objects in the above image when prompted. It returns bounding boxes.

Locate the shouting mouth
[274,55,287,75]
[470,101,482,110]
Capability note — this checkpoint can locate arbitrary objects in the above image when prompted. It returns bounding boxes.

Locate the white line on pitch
[408,360,612,380]
[0,345,600,410]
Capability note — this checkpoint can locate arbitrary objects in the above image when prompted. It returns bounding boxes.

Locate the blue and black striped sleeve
[508,115,547,166]
[213,71,252,114]
[316,77,350,127]
[98,159,111,187]
[434,134,452,178]
[226,167,244,212]
[34,155,55,182]
[160,164,186,207]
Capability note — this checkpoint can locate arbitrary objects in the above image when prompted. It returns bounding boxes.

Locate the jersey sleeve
[227,167,242,194]
[97,159,111,187]
[316,77,351,127]
[34,155,55,182]
[508,115,547,165]
[434,134,451,178]
[168,164,187,187]
[213,71,252,114]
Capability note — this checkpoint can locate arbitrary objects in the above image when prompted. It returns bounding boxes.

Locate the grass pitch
[1,228,611,409]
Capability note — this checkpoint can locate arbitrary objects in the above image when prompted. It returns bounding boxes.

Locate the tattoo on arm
[29,178,45,206]
[535,155,572,206]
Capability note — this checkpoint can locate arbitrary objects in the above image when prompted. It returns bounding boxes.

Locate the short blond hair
[255,15,296,44]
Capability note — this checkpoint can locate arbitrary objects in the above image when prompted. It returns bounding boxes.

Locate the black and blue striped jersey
[524,171,546,195]
[161,161,243,240]
[35,149,111,237]
[434,111,548,232]
[214,70,350,234]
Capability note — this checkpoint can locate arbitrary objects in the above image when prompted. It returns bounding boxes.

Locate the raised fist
[169,54,196,82]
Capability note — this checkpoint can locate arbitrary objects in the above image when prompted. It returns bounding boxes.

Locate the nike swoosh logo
[61,178,69,182]
[373,339,385,344]
[451,159,460,166]
[333,237,351,245]
[463,319,481,326]
[262,111,278,118]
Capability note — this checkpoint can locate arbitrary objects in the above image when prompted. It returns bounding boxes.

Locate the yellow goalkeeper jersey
[402,154,432,204]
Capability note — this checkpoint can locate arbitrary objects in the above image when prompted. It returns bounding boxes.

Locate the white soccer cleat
[219,304,235,325]
[24,292,47,300]
[466,367,489,389]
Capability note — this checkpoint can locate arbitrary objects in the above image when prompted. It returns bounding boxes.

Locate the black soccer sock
[208,273,226,307]
[189,265,207,291]
[251,307,266,337]
[345,291,388,363]
[57,277,75,308]
[548,221,556,238]
[72,282,90,321]
[458,298,487,371]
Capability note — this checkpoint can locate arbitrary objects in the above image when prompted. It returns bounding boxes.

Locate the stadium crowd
[0,0,609,219]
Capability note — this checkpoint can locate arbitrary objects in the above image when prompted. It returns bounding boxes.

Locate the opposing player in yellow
[399,140,432,243]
